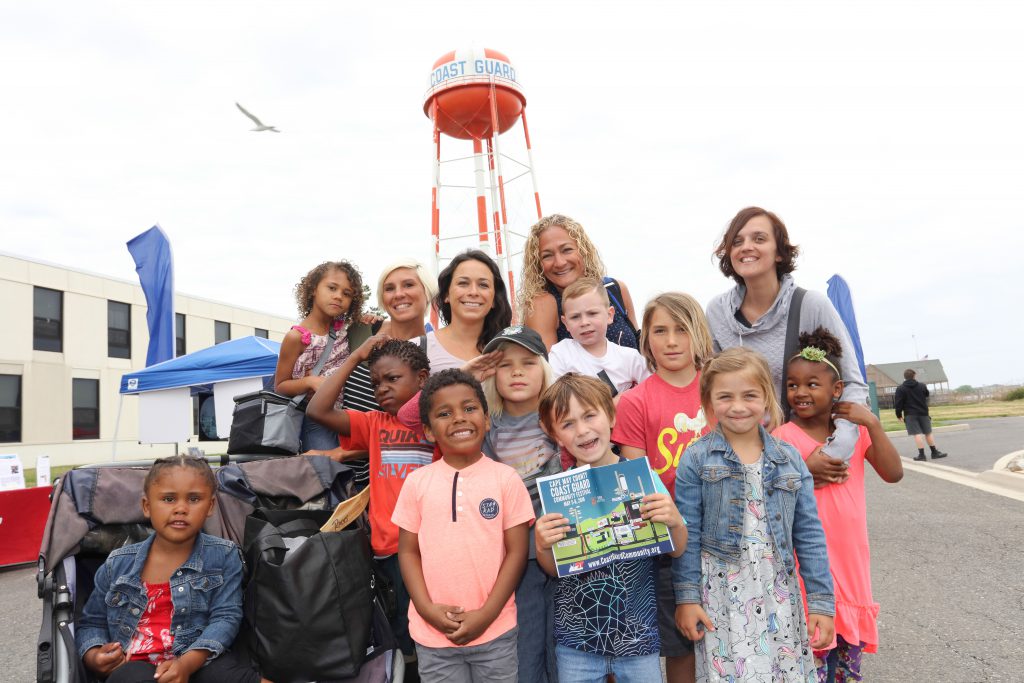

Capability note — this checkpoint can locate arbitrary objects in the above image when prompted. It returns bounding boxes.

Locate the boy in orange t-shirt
[306,337,435,662]
[392,369,533,683]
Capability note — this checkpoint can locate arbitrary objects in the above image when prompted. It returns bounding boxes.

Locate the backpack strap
[309,328,337,378]
[603,277,640,336]
[781,287,807,419]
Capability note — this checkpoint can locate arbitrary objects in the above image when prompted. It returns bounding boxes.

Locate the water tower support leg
[521,106,542,218]
[472,137,491,252]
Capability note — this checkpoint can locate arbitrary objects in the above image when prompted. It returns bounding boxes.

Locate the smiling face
[538,226,584,291]
[314,268,355,319]
[423,383,490,461]
[548,395,617,467]
[142,466,215,546]
[381,267,427,323]
[445,259,495,323]
[370,355,428,415]
[729,215,782,283]
[785,358,843,421]
[495,343,546,412]
[709,370,768,438]
[646,305,694,374]
[561,287,614,350]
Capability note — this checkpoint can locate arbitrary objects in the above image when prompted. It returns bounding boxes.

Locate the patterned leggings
[815,636,865,683]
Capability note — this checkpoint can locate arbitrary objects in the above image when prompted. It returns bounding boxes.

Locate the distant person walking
[894,369,948,461]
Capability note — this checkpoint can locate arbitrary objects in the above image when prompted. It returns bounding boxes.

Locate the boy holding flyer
[535,373,686,682]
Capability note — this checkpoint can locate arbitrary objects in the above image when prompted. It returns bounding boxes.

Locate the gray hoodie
[706,274,868,460]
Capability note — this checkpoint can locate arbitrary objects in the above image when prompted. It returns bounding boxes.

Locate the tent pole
[112,394,124,462]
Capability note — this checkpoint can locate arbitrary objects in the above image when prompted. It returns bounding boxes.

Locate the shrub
[1004,387,1024,401]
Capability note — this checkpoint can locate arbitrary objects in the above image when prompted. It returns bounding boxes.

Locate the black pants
[106,651,260,683]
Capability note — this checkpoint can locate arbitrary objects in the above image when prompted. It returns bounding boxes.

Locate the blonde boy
[548,277,649,397]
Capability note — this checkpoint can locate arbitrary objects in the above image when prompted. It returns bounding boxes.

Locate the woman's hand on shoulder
[675,603,715,641]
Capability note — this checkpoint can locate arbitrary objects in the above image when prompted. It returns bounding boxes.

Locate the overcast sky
[2,1,1021,386]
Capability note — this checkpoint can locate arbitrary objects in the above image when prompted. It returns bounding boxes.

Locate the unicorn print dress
[697,460,817,682]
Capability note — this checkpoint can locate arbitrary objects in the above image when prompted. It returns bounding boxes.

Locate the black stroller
[35,456,402,683]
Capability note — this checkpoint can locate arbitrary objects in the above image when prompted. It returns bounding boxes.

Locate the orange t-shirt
[340,410,435,556]
[391,456,534,648]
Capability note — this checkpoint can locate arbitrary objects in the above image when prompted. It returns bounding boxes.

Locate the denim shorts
[657,557,694,657]
[555,644,661,683]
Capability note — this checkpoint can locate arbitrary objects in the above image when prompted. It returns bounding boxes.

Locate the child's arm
[672,451,716,641]
[274,328,320,397]
[447,521,529,645]
[534,513,570,577]
[787,448,836,648]
[833,401,904,483]
[639,492,687,558]
[306,333,390,436]
[77,561,126,676]
[398,528,463,636]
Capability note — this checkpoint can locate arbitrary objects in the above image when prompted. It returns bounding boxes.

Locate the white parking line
[900,456,1024,503]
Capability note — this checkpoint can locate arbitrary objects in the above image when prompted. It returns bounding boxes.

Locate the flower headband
[792,346,841,378]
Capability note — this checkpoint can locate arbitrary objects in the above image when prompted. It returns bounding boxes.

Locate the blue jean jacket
[671,426,835,617]
[76,532,244,660]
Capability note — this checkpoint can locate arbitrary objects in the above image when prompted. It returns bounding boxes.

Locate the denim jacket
[76,532,244,660]
[671,426,835,617]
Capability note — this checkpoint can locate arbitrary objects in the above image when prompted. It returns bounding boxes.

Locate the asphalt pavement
[888,416,1024,473]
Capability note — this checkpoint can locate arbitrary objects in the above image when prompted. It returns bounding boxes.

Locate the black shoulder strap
[417,334,428,353]
[781,287,807,419]
[603,277,640,335]
[347,321,372,350]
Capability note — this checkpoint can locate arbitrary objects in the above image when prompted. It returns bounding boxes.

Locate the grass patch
[880,400,1024,432]
[22,465,76,488]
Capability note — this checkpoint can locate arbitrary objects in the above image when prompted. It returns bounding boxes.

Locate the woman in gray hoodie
[705,207,868,475]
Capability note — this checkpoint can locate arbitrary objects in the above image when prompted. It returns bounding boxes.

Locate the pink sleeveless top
[291,320,351,409]
[772,422,880,652]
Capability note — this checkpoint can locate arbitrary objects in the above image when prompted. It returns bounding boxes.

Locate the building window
[72,378,100,440]
[215,321,230,345]
[33,287,63,352]
[108,300,132,359]
[175,313,186,357]
[254,328,269,339]
[0,375,21,443]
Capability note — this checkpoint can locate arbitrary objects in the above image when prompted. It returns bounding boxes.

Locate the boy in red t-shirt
[392,369,533,683]
[306,336,434,663]
[611,292,714,683]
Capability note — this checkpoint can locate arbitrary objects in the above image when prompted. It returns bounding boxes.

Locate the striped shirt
[341,363,378,488]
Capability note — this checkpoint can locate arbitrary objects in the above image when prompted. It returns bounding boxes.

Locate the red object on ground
[0,486,51,567]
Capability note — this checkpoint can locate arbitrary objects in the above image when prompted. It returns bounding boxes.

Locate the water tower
[423,47,542,314]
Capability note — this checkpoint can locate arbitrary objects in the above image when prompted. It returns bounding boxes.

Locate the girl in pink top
[274,261,365,451]
[772,327,903,683]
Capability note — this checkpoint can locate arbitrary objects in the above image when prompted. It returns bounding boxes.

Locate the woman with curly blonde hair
[519,214,639,351]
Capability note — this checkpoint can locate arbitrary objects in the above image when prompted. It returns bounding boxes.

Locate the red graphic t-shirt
[127,582,175,663]
[612,373,709,496]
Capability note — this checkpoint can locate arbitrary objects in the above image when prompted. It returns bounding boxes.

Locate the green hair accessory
[792,346,841,378]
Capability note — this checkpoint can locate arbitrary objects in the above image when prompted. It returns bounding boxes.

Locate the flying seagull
[235,102,280,132]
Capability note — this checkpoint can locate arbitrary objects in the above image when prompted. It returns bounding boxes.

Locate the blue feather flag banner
[826,274,866,379]
[127,226,175,366]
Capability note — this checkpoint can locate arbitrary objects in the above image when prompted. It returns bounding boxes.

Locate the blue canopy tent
[114,336,281,454]
[119,335,281,394]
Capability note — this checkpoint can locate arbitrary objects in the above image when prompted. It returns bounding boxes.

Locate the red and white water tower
[424,48,542,314]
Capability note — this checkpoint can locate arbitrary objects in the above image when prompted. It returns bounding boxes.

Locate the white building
[0,253,295,468]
